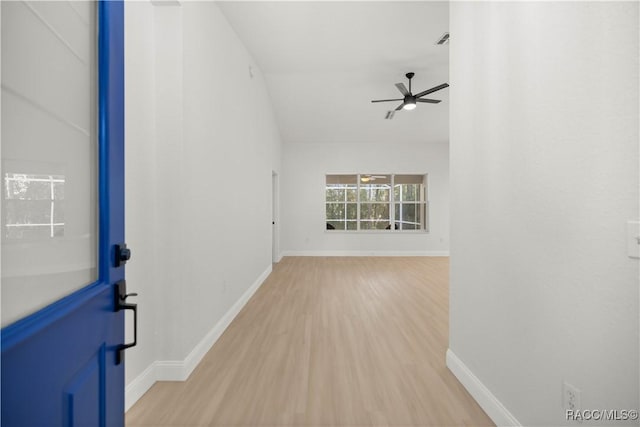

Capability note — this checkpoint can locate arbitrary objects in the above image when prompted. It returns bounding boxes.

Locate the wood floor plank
[126,256,494,427]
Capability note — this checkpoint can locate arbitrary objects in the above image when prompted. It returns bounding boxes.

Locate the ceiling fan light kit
[403,101,417,111]
[360,175,387,182]
[371,72,449,119]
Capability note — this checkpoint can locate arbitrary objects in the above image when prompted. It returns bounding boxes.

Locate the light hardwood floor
[126,257,493,426]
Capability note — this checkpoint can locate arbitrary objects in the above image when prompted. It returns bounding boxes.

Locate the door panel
[65,350,104,427]
[1,1,126,425]
[1,287,118,426]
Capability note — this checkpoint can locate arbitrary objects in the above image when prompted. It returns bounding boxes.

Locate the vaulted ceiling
[218,1,450,145]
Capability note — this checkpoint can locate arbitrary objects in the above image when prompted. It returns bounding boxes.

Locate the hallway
[126,257,492,426]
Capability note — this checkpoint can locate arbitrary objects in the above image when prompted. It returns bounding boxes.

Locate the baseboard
[281,250,450,257]
[125,264,273,411]
[179,264,272,380]
[125,361,158,411]
[155,360,186,381]
[446,349,521,427]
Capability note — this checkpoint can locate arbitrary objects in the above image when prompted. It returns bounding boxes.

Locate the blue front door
[1,1,127,425]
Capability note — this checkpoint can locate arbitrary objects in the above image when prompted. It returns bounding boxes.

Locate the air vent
[436,32,449,45]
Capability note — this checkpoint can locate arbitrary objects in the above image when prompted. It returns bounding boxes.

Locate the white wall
[448,2,639,426]
[179,0,282,358]
[281,142,449,256]
[124,0,160,393]
[124,0,282,408]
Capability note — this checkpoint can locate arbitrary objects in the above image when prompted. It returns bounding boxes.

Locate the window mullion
[356,174,361,231]
[423,175,427,231]
[390,174,395,231]
[399,182,403,231]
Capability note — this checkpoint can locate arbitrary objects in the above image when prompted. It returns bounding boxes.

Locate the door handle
[114,280,137,365]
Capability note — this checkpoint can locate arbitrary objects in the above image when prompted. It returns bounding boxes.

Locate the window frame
[325,173,429,233]
[325,180,358,230]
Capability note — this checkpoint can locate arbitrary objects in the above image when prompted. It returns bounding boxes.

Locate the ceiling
[217,1,450,145]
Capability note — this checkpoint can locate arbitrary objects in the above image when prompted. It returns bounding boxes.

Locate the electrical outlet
[563,381,581,415]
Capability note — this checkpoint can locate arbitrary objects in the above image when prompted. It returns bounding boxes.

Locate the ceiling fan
[372,72,449,119]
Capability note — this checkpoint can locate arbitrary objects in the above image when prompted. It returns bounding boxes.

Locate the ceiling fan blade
[395,83,410,96]
[385,111,395,120]
[371,98,404,103]
[416,98,441,104]
[395,102,405,111]
[415,83,449,98]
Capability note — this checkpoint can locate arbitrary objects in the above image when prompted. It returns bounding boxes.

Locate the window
[325,174,428,232]
[359,175,391,230]
[325,175,358,230]
[394,175,427,230]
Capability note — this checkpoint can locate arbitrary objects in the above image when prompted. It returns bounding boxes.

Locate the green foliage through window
[325,174,428,232]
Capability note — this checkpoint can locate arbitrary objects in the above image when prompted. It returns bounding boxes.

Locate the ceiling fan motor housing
[405,72,415,96]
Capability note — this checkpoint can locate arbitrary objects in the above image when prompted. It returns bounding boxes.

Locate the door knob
[115,243,131,267]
